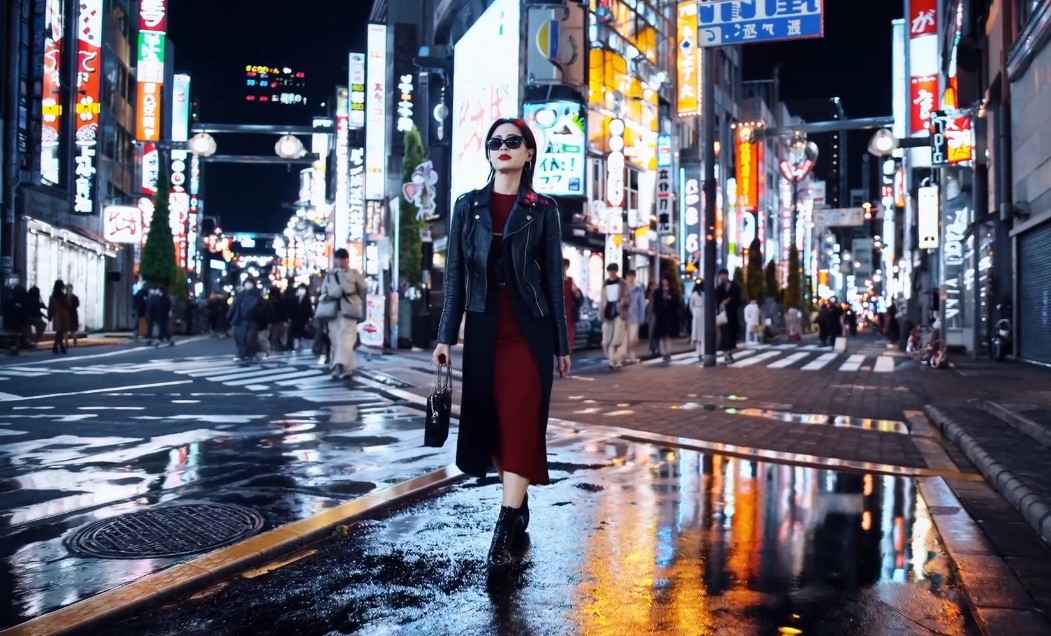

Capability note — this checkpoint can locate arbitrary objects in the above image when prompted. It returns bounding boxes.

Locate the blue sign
[699,0,824,47]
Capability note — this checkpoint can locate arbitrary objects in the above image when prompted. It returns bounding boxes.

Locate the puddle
[724,407,909,434]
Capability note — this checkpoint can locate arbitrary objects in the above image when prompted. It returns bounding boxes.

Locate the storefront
[23,217,117,331]
[1016,219,1051,365]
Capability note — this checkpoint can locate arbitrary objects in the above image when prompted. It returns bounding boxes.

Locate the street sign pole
[701,45,718,367]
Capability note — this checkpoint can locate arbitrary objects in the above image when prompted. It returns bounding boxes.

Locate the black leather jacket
[437,183,571,356]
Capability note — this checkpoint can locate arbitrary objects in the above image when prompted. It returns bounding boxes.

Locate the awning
[24,216,120,258]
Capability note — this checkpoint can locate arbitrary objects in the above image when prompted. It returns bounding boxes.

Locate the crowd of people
[1,276,81,354]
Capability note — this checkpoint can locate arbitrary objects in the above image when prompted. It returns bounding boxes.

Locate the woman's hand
[433,343,451,367]
[556,355,572,378]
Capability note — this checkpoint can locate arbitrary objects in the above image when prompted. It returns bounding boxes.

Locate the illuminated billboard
[348,53,365,129]
[73,0,103,214]
[676,1,701,117]
[365,24,387,200]
[135,0,167,141]
[171,74,190,142]
[523,100,586,197]
[451,0,521,205]
[40,0,64,185]
[244,65,307,105]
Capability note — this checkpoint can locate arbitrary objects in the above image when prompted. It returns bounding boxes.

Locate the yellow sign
[676,1,701,117]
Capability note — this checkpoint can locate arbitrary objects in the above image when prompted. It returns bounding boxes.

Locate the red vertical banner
[735,127,759,211]
[909,0,937,38]
[910,75,939,133]
[40,0,64,185]
[73,0,103,214]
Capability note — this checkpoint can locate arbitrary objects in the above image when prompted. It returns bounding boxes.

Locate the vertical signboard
[171,73,190,142]
[348,148,366,272]
[40,0,65,185]
[187,154,201,272]
[348,53,366,129]
[365,24,387,200]
[169,150,190,269]
[917,185,939,249]
[908,0,938,168]
[679,165,702,272]
[605,119,625,271]
[135,0,167,142]
[676,1,701,117]
[735,127,759,211]
[73,0,103,214]
[656,133,673,235]
[930,111,975,166]
[334,87,352,261]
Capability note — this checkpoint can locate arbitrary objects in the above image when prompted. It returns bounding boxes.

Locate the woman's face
[488,123,534,175]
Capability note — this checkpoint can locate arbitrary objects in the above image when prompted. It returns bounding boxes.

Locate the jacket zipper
[521,224,543,315]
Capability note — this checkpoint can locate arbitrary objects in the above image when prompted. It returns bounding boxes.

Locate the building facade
[1,0,150,331]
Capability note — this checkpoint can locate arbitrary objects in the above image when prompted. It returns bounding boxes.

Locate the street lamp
[189,132,217,157]
[868,128,898,157]
[275,135,306,160]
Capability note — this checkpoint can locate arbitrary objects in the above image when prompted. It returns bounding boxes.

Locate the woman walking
[689,283,705,359]
[47,280,72,355]
[433,118,571,573]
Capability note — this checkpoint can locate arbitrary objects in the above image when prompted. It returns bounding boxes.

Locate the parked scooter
[990,303,1012,361]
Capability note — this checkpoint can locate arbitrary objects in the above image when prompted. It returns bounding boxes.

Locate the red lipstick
[498,153,512,160]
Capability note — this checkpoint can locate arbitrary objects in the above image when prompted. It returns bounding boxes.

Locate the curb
[975,399,1051,449]
[925,405,1051,546]
[0,465,466,636]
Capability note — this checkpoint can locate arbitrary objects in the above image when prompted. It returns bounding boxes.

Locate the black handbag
[424,363,453,447]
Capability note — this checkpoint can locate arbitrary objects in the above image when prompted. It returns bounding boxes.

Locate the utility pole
[701,46,717,367]
[2,0,23,283]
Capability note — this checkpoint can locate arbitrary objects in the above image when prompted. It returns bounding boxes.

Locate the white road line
[838,354,866,372]
[274,371,328,385]
[801,353,838,371]
[767,352,810,369]
[207,367,293,382]
[874,356,896,372]
[223,369,323,386]
[0,380,192,402]
[733,351,781,367]
[0,391,22,400]
[178,365,254,377]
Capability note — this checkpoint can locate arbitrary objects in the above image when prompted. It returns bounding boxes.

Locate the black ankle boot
[519,493,529,532]
[487,506,524,572]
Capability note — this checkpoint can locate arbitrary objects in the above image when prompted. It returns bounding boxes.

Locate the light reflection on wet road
[0,390,457,629]
[106,434,979,636]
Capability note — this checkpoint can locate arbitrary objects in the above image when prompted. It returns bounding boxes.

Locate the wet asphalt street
[103,432,979,636]
[0,338,455,629]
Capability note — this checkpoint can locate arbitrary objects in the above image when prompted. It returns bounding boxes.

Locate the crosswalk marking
[733,351,781,367]
[838,354,866,372]
[874,356,895,372]
[767,352,809,369]
[801,352,838,371]
[223,369,325,386]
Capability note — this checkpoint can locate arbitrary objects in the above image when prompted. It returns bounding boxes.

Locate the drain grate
[65,503,264,559]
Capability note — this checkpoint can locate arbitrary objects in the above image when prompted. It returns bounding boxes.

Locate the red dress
[490,192,548,485]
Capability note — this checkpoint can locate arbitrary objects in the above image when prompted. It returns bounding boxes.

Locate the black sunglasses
[485,135,524,151]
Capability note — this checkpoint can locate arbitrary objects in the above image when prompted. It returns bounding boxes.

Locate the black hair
[563,258,570,267]
[334,248,350,259]
[717,268,729,276]
[484,118,538,190]
[626,269,637,277]
[52,280,65,296]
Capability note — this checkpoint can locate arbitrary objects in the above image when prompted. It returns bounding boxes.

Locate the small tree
[140,170,176,289]
[745,238,765,302]
[764,260,779,302]
[399,126,427,286]
[784,244,802,311]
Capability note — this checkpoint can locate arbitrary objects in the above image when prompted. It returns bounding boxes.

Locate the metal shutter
[1018,221,1051,365]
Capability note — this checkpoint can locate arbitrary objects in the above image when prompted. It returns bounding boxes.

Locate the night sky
[168,0,901,234]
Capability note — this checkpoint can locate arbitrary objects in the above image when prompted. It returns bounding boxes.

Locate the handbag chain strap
[432,363,452,392]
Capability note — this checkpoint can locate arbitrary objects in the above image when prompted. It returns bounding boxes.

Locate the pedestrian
[562,259,581,351]
[321,248,366,379]
[133,284,149,341]
[285,284,313,352]
[651,277,680,361]
[432,117,571,573]
[744,298,761,345]
[624,269,646,364]
[66,284,81,346]
[227,279,264,361]
[46,279,72,355]
[3,275,28,347]
[715,268,741,363]
[598,262,630,370]
[646,281,660,355]
[147,288,174,346]
[826,296,844,348]
[689,283,705,359]
[24,285,46,345]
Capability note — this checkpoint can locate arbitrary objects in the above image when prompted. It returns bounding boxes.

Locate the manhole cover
[66,503,264,559]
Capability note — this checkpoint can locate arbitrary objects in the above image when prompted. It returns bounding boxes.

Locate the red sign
[73,0,103,215]
[931,112,975,165]
[910,75,939,134]
[909,0,937,38]
[735,126,759,211]
[138,0,167,31]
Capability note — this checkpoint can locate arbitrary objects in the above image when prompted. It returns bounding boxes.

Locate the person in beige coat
[322,248,366,379]
[47,280,72,355]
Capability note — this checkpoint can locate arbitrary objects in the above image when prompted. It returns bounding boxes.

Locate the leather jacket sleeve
[543,202,571,357]
[437,196,468,344]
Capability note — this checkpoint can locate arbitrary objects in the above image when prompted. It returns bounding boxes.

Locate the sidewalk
[913,357,1051,545]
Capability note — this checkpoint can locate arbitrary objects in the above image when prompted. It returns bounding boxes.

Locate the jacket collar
[470,181,550,235]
